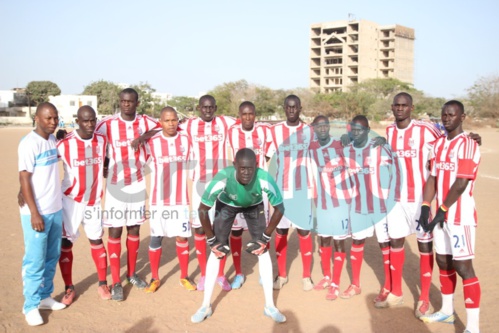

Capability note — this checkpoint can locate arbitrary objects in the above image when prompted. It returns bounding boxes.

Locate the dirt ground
[0,126,498,333]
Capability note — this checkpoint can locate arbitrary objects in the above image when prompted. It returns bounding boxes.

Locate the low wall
[0,117,33,126]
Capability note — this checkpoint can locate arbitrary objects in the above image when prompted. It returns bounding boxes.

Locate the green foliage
[25,81,61,105]
[208,80,250,116]
[130,82,162,117]
[167,96,197,114]
[82,80,121,115]
[467,75,499,119]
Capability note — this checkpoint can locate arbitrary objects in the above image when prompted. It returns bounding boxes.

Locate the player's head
[119,88,140,117]
[159,106,179,137]
[312,115,330,142]
[197,95,217,122]
[350,115,370,146]
[234,148,257,185]
[441,100,465,133]
[284,95,302,124]
[391,92,414,123]
[239,101,256,131]
[35,102,59,137]
[76,105,97,139]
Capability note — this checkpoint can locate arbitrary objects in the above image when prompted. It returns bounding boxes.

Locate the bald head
[35,102,57,116]
[160,106,177,117]
[77,105,96,119]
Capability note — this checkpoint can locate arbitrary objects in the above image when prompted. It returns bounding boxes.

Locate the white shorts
[387,201,433,242]
[315,205,350,239]
[232,193,270,231]
[433,223,476,260]
[350,211,389,243]
[149,205,192,238]
[62,196,103,242]
[103,179,147,228]
[277,189,312,230]
[190,179,215,228]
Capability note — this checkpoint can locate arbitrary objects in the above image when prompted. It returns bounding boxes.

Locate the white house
[49,95,98,123]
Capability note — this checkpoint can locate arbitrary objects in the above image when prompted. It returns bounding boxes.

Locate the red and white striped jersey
[344,140,393,214]
[181,115,236,182]
[146,132,193,206]
[57,131,107,206]
[227,122,272,169]
[309,138,351,209]
[267,122,313,198]
[95,114,160,186]
[430,133,480,226]
[386,120,441,203]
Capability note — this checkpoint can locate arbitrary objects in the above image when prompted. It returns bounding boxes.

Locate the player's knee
[231,229,243,237]
[319,236,332,247]
[390,237,405,248]
[435,253,453,270]
[89,238,103,246]
[126,225,140,236]
[297,228,310,237]
[150,236,163,249]
[194,227,205,235]
[276,228,288,236]
[61,238,73,248]
[417,240,433,253]
[109,227,123,239]
[453,260,476,280]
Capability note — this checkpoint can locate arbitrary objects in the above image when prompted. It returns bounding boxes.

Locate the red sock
[440,269,457,294]
[90,243,108,282]
[108,237,121,284]
[390,247,405,296]
[126,235,140,277]
[298,233,313,278]
[350,243,364,287]
[59,245,73,287]
[176,240,189,279]
[230,235,243,275]
[149,247,162,280]
[218,255,227,277]
[381,246,391,291]
[274,233,288,278]
[463,277,481,309]
[319,246,332,279]
[332,252,346,287]
[194,234,207,276]
[419,252,434,302]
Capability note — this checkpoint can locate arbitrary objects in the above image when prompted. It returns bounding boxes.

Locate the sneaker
[216,276,232,291]
[39,297,66,311]
[313,277,331,290]
[374,292,404,308]
[197,276,205,291]
[61,286,76,306]
[25,308,43,326]
[340,284,361,299]
[326,285,340,301]
[415,300,434,318]
[98,285,112,300]
[230,274,245,290]
[127,273,147,289]
[264,306,286,323]
[180,278,197,291]
[302,277,314,291]
[191,305,213,323]
[419,311,455,324]
[373,288,390,303]
[273,276,288,290]
[145,279,161,293]
[111,283,124,302]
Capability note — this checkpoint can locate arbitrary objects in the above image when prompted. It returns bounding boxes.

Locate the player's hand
[468,132,482,146]
[103,167,108,178]
[245,233,271,256]
[56,129,67,141]
[426,206,446,233]
[372,136,387,147]
[31,212,45,232]
[130,137,145,151]
[207,236,229,259]
[418,205,430,232]
[18,189,26,207]
[340,133,352,147]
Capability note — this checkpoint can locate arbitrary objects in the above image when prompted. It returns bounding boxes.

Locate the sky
[1,0,498,99]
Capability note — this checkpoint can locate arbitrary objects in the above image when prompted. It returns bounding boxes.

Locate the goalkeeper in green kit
[191,148,287,324]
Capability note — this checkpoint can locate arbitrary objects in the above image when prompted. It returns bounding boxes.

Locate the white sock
[258,252,274,308]
[201,253,220,307]
[440,293,454,315]
[465,308,480,333]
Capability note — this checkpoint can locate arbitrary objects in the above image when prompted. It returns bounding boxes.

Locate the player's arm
[198,202,214,239]
[19,171,45,232]
[130,129,161,150]
[265,202,284,236]
[468,132,481,146]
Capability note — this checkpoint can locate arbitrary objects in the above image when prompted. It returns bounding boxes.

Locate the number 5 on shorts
[182,222,189,232]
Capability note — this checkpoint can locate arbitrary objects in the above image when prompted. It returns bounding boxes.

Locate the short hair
[442,100,465,114]
[235,148,256,163]
[76,105,96,118]
[239,101,255,111]
[199,94,216,105]
[284,94,301,106]
[351,115,369,127]
[312,115,328,124]
[160,106,177,117]
[35,102,57,115]
[120,88,139,101]
[393,92,413,105]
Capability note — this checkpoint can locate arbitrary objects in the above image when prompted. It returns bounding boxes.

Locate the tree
[82,80,121,115]
[467,75,499,119]
[26,81,61,105]
[208,80,251,116]
[167,96,197,114]
[131,82,161,117]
